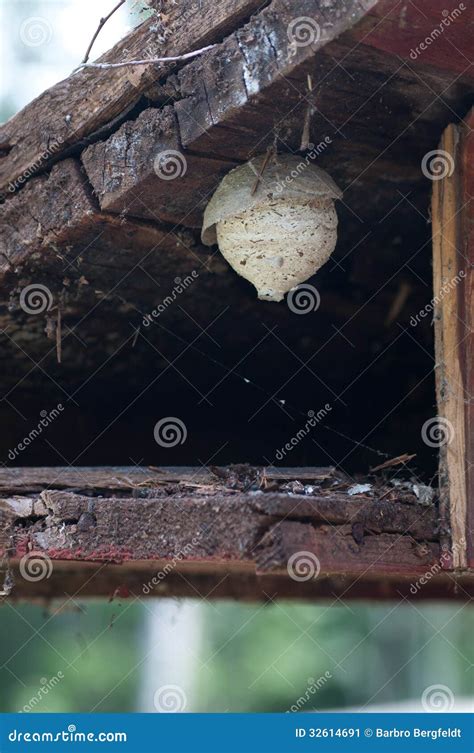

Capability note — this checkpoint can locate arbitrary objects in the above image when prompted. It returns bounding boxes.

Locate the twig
[251,146,275,195]
[74,44,216,72]
[370,453,416,473]
[300,74,313,152]
[82,0,126,65]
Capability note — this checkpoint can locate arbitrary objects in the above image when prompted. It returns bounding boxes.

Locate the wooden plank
[0,464,450,601]
[5,562,472,602]
[81,106,238,227]
[252,494,438,541]
[432,112,473,570]
[0,159,95,274]
[0,0,268,200]
[0,465,338,492]
[256,521,439,576]
[461,112,474,569]
[2,0,472,215]
[0,486,438,541]
[3,0,473,208]
[3,464,471,601]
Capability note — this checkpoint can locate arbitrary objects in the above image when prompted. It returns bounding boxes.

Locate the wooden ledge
[1,465,470,602]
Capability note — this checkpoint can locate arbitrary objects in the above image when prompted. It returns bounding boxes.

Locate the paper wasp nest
[201,154,342,301]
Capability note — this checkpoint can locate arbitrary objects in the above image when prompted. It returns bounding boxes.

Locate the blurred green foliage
[0,599,471,712]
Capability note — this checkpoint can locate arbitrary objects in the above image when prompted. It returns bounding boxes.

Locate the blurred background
[0,0,138,121]
[0,598,472,712]
[0,0,472,716]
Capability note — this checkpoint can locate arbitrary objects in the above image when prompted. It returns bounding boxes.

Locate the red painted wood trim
[359,0,473,80]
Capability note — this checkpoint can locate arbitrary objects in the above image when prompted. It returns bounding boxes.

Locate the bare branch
[74,44,216,72]
[82,0,127,65]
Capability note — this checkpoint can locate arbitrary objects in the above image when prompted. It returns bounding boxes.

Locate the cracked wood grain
[432,111,474,571]
[1,464,469,601]
[0,0,270,199]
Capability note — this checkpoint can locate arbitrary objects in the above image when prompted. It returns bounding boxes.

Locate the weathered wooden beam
[5,563,471,602]
[0,465,460,602]
[0,486,438,541]
[81,106,238,227]
[0,465,337,493]
[81,0,375,225]
[81,0,472,230]
[257,521,439,575]
[461,111,474,571]
[0,158,211,289]
[0,0,268,199]
[432,110,474,570]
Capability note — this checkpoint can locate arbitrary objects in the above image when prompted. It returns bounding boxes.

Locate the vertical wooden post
[432,110,473,570]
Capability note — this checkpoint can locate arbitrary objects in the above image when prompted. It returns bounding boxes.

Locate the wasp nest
[201,154,342,302]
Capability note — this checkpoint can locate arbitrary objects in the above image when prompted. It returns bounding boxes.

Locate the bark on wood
[432,111,474,571]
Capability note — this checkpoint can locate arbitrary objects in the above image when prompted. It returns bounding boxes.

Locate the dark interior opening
[1,177,437,480]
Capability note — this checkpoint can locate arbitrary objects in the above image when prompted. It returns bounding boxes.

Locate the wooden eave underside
[1,0,473,279]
